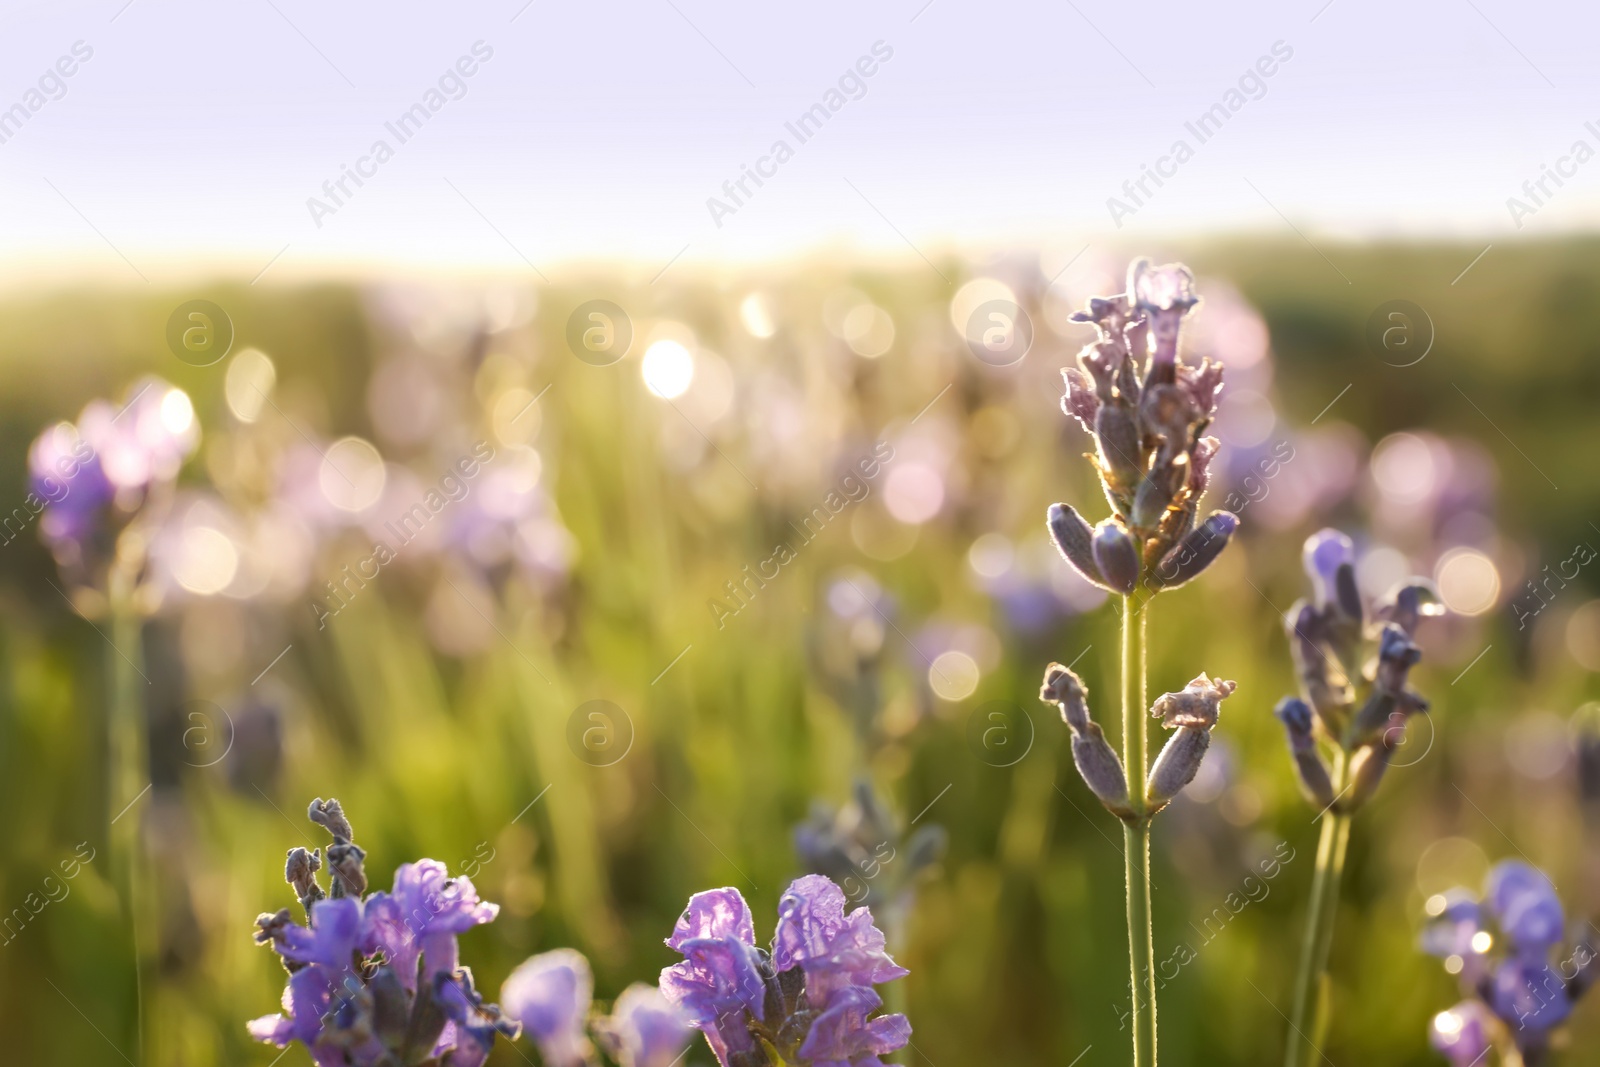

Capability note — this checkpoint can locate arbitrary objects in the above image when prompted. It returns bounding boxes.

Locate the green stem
[1121,598,1157,1067]
[1285,752,1350,1067]
[108,594,150,1067]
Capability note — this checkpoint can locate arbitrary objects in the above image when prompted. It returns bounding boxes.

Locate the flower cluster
[27,377,199,605]
[1272,529,1444,814]
[659,874,910,1067]
[1422,861,1598,1065]
[248,798,519,1067]
[1048,260,1238,598]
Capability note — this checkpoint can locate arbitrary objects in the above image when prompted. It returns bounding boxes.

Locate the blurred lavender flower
[660,875,910,1067]
[1429,1001,1493,1067]
[248,798,518,1066]
[793,777,944,914]
[501,949,595,1067]
[1421,859,1599,1064]
[808,572,894,748]
[28,377,199,605]
[1273,527,1444,815]
[593,983,692,1067]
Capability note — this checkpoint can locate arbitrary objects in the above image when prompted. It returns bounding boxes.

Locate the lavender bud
[1151,511,1239,589]
[1041,663,1090,730]
[1374,624,1422,692]
[1374,579,1445,636]
[1302,529,1354,609]
[1131,455,1187,530]
[1334,562,1363,622]
[1275,697,1336,810]
[307,797,354,842]
[327,840,368,899]
[1131,260,1198,376]
[1042,664,1132,819]
[1092,519,1141,595]
[1095,403,1145,492]
[1149,673,1236,730]
[1344,741,1392,811]
[1146,725,1211,812]
[1060,368,1099,432]
[1286,601,1352,724]
[1047,503,1107,590]
[284,847,324,914]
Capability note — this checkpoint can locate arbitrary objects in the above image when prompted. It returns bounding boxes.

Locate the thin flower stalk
[1040,260,1241,1066]
[1274,529,1443,1066]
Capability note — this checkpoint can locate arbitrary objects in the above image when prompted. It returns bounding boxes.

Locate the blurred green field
[2,237,1598,1066]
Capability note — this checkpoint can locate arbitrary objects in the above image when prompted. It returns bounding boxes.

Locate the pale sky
[1,0,1597,284]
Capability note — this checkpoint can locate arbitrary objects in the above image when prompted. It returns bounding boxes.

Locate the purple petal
[1487,860,1565,956]
[1420,892,1483,960]
[798,985,910,1063]
[1489,956,1572,1033]
[666,887,756,951]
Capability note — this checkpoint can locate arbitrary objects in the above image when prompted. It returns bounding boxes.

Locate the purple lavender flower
[1421,859,1593,1060]
[1275,529,1438,815]
[1429,1001,1492,1067]
[501,948,594,1067]
[27,378,199,585]
[363,859,499,991]
[773,874,908,1001]
[661,877,910,1067]
[594,983,693,1067]
[1486,861,1564,957]
[249,798,517,1067]
[659,888,769,1064]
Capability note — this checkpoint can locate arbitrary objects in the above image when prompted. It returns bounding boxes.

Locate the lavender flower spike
[594,983,693,1067]
[501,949,595,1067]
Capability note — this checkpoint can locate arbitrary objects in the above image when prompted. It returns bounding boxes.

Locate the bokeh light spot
[642,339,695,398]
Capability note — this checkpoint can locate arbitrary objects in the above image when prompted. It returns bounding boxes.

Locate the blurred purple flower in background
[501,948,595,1067]
[1421,859,1598,1063]
[594,983,692,1067]
[27,377,199,597]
